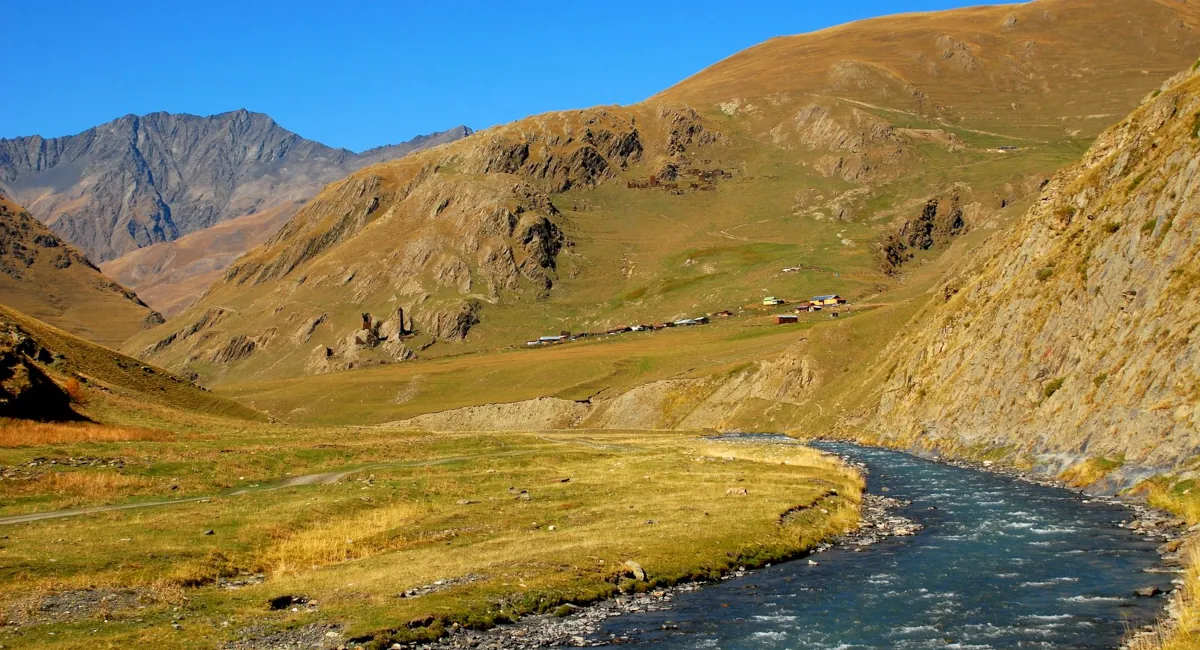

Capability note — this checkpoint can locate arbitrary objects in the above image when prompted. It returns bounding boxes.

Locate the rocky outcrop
[0,113,470,262]
[874,192,971,275]
[0,328,74,421]
[868,67,1200,473]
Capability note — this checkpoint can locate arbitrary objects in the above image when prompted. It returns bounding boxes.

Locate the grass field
[0,425,861,649]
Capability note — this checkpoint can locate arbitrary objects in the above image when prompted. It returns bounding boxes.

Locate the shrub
[1102,222,1121,234]
[1036,267,1055,282]
[62,377,87,405]
[552,605,574,617]
[1142,218,1158,233]
[1043,377,1065,399]
[1128,172,1147,193]
[1093,373,1108,388]
[1193,112,1200,139]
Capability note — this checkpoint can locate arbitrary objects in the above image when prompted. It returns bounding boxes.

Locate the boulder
[623,561,647,581]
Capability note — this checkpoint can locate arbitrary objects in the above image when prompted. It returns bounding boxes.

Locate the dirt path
[0,449,538,526]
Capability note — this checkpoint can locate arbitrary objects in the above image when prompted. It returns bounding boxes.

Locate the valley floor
[0,422,861,649]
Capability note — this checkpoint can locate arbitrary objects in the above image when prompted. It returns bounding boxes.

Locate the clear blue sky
[4,0,1019,151]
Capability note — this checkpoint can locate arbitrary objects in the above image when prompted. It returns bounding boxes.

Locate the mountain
[0,113,471,263]
[0,192,163,348]
[123,0,1200,385]
[99,200,305,318]
[864,63,1200,479]
[657,0,1200,139]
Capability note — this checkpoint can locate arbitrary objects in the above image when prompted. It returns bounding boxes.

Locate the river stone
[624,561,647,581]
[1134,586,1162,597]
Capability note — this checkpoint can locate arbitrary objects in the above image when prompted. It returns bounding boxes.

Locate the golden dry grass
[262,503,424,575]
[1128,547,1200,650]
[0,430,863,648]
[0,419,166,447]
[0,471,157,506]
[1059,457,1125,488]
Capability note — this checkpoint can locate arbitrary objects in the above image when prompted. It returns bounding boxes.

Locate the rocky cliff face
[0,192,162,348]
[868,67,1200,478]
[0,112,470,262]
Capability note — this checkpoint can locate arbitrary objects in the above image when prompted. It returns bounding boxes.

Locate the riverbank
[0,430,864,649]
[393,463,915,650]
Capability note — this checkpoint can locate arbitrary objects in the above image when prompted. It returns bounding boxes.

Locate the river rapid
[588,440,1175,650]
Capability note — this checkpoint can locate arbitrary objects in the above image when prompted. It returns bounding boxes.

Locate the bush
[1142,218,1158,233]
[1193,112,1200,139]
[62,377,87,405]
[1103,222,1121,234]
[1036,267,1055,282]
[1092,373,1108,388]
[1128,172,1147,193]
[1043,378,1065,399]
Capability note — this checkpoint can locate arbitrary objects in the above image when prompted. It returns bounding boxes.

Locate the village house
[812,294,847,306]
[762,296,786,306]
[775,314,799,325]
[713,310,736,318]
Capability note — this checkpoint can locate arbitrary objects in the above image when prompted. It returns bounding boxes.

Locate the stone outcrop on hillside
[0,323,74,420]
[874,191,971,275]
[0,111,470,262]
[868,68,1200,473]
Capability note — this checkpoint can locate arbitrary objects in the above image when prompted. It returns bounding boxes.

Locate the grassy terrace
[0,423,861,649]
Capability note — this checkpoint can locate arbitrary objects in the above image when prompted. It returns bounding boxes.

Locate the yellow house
[762,296,785,306]
[812,294,845,306]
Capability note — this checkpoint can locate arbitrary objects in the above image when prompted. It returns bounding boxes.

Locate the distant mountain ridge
[0,110,471,262]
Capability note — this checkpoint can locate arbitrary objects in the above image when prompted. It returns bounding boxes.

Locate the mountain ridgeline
[123,0,1200,386]
[0,111,471,263]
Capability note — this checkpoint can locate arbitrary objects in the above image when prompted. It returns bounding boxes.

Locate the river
[588,440,1174,649]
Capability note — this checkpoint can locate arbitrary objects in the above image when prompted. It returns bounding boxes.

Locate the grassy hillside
[657,0,1200,138]
[124,0,1200,388]
[0,194,163,348]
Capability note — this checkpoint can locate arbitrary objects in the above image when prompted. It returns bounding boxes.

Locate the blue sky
[4,1,1018,151]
